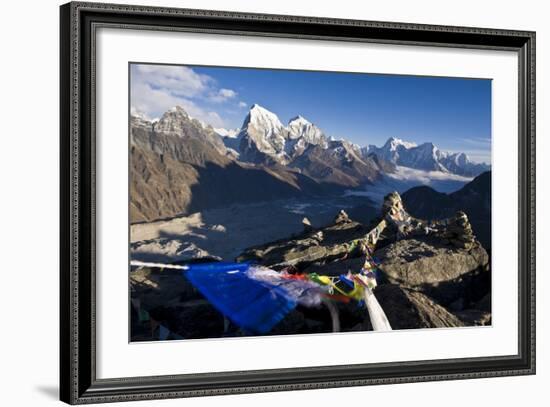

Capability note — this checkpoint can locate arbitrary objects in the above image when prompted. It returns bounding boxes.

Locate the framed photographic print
[60,1,536,404]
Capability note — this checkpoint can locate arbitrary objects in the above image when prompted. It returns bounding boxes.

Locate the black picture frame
[60,2,536,404]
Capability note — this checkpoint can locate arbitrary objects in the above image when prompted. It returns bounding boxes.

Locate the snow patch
[214,127,240,138]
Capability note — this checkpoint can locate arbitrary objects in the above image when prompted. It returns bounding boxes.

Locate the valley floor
[130,195,376,263]
[130,169,473,264]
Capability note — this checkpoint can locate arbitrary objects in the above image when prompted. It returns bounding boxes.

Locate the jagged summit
[244,104,284,129]
[288,115,310,125]
[237,105,330,165]
[384,137,417,150]
[168,105,188,114]
[236,104,289,163]
[287,115,327,149]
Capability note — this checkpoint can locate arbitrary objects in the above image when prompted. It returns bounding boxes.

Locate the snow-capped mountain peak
[168,105,188,115]
[244,104,285,133]
[236,104,289,163]
[287,115,327,148]
[449,152,468,166]
[237,106,331,164]
[367,137,489,176]
[385,137,417,150]
[154,105,197,137]
[288,115,310,126]
[204,103,490,177]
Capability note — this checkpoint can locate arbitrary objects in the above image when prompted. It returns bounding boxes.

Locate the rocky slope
[131,197,491,340]
[130,109,347,223]
[130,105,393,223]
[401,171,491,249]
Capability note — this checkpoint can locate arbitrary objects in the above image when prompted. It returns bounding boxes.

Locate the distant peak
[164,105,191,119]
[383,137,417,149]
[418,141,437,150]
[249,103,270,113]
[247,104,279,119]
[169,105,186,113]
[288,115,312,125]
[242,104,284,131]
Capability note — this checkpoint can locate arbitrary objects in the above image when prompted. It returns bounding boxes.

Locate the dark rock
[374,284,465,329]
[302,217,313,232]
[449,298,465,311]
[149,303,225,339]
[454,309,492,326]
[130,265,227,340]
[474,293,491,312]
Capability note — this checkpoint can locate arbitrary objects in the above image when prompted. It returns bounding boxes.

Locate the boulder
[375,236,490,306]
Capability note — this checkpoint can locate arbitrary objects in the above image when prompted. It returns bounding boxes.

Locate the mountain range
[130,104,490,223]
[215,104,489,176]
[367,137,490,177]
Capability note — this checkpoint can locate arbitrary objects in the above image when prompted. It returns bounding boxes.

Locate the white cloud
[219,88,237,98]
[132,64,212,98]
[130,64,235,128]
[209,88,238,103]
[238,101,247,108]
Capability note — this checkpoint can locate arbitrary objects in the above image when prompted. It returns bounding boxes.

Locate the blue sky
[131,63,491,164]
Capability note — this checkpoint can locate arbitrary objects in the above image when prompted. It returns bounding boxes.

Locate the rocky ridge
[401,171,491,249]
[131,192,490,340]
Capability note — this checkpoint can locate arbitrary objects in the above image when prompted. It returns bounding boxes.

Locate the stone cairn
[334,209,352,224]
[438,211,477,250]
[382,191,404,218]
[382,192,428,239]
[382,191,477,249]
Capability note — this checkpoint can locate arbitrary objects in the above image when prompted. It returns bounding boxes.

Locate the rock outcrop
[374,236,490,307]
[402,171,491,249]
[373,285,465,329]
[131,191,491,340]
